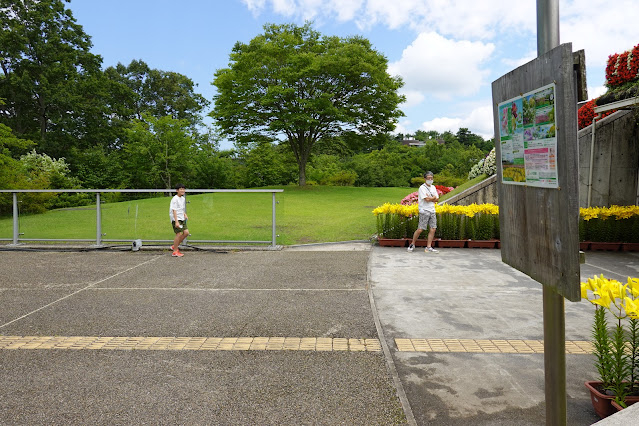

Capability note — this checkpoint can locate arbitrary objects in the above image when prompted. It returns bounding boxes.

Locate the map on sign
[498,83,558,188]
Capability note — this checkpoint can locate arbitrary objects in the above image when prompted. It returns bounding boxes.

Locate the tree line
[0,0,492,214]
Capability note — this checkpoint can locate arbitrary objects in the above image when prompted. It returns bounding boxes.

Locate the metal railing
[0,189,283,247]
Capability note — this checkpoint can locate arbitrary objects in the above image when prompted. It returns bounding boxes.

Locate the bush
[410,177,424,187]
[468,148,496,179]
[325,170,357,186]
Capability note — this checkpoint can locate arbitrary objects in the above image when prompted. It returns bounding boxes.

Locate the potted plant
[581,275,639,418]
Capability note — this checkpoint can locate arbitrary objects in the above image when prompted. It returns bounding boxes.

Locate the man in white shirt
[408,171,439,253]
[169,183,189,257]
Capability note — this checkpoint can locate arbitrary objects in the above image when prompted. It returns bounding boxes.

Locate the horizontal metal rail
[0,238,273,244]
[0,189,283,247]
[0,189,283,193]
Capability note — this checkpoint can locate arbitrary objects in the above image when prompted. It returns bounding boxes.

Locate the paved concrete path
[369,246,639,425]
[2,244,639,425]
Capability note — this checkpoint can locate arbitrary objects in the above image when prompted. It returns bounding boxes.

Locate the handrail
[0,189,283,247]
[0,189,284,193]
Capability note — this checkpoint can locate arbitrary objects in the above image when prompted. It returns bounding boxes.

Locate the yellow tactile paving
[0,335,597,354]
[395,338,595,354]
[0,336,382,352]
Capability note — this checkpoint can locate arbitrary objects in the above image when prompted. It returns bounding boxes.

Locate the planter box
[413,239,430,247]
[585,381,617,419]
[579,242,591,251]
[467,240,498,249]
[436,239,467,248]
[377,238,408,247]
[611,400,623,412]
[590,242,622,251]
[611,398,638,412]
[622,242,639,251]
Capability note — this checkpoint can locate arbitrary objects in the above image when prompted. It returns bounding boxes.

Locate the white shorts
[418,211,437,230]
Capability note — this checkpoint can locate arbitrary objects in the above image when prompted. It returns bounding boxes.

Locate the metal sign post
[537,2,567,425]
[492,1,579,424]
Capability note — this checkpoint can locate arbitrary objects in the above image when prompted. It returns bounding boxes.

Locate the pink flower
[401,192,418,205]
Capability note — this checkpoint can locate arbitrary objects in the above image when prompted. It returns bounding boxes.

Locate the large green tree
[212,22,405,185]
[0,0,102,157]
[105,60,209,127]
[123,115,197,189]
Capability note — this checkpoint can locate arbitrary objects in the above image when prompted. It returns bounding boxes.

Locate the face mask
[426,179,433,185]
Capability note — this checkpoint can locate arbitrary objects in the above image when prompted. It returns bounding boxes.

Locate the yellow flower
[580,282,589,299]
[624,297,639,319]
[628,278,639,298]
[591,288,613,309]
[579,205,639,221]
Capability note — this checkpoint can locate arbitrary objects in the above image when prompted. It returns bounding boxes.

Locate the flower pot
[436,239,467,248]
[589,242,622,251]
[611,400,623,412]
[467,239,498,249]
[378,238,408,247]
[621,242,639,252]
[579,241,591,251]
[611,398,638,411]
[585,381,615,419]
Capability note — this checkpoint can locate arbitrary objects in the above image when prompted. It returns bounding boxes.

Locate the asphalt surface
[1,243,638,425]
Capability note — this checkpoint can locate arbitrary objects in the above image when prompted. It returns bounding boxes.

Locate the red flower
[578,99,616,130]
[435,184,454,195]
[605,43,639,87]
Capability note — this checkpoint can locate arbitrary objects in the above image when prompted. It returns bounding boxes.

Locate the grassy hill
[0,186,417,245]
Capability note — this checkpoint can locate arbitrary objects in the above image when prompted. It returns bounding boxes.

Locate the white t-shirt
[169,195,186,221]
[418,183,438,213]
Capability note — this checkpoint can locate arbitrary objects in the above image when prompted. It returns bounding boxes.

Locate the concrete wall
[444,174,497,206]
[578,110,639,207]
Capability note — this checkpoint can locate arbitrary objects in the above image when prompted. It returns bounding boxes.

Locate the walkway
[1,244,638,424]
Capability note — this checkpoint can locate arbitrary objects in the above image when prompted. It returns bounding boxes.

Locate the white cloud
[398,90,425,109]
[563,0,639,68]
[352,0,535,39]
[241,0,534,38]
[501,50,536,69]
[587,85,607,100]
[241,0,267,15]
[393,119,412,136]
[271,0,297,16]
[388,32,494,102]
[328,0,364,22]
[421,116,463,133]
[421,104,494,139]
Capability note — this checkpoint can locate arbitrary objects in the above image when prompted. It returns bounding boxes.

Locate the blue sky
[67,0,639,148]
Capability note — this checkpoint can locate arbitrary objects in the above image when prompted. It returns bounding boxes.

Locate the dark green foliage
[629,318,639,395]
[239,143,298,187]
[436,213,462,240]
[609,321,631,399]
[0,0,103,154]
[592,306,614,389]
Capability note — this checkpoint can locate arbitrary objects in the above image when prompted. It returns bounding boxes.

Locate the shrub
[325,170,357,186]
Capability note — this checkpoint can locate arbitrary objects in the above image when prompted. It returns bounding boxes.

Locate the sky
[66,0,639,148]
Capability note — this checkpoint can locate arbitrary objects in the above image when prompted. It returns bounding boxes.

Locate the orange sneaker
[172,250,184,257]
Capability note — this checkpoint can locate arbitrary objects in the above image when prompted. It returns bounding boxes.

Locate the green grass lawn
[0,180,489,245]
[0,186,416,245]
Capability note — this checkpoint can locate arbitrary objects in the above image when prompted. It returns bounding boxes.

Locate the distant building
[400,138,426,147]
[400,137,445,147]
